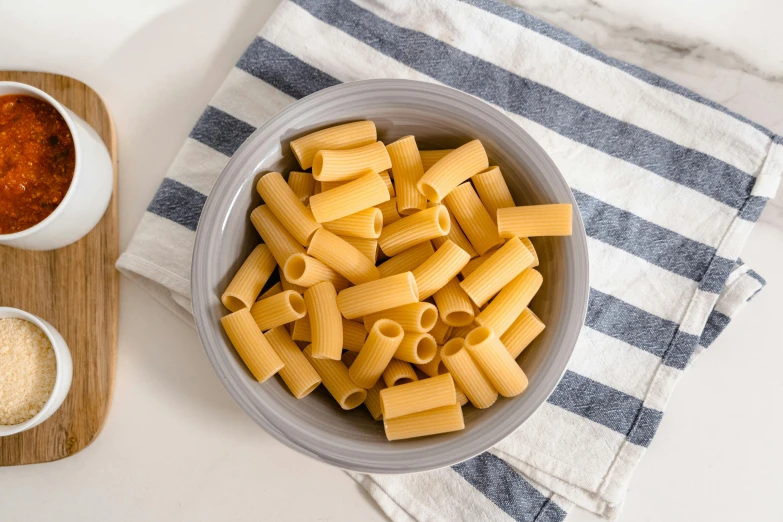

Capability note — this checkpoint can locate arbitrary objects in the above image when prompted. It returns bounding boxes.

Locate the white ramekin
[0,81,113,250]
[0,307,73,436]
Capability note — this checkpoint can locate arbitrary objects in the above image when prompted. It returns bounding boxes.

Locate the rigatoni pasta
[431,206,478,258]
[363,302,438,333]
[349,319,404,388]
[337,236,378,263]
[375,198,402,226]
[250,205,306,266]
[249,290,307,331]
[256,172,321,246]
[383,359,418,387]
[303,282,343,360]
[442,182,502,255]
[377,241,434,278]
[287,171,315,204]
[460,237,534,307]
[303,345,367,410]
[498,204,573,237]
[380,373,456,419]
[440,338,498,409]
[433,278,475,327]
[309,170,390,223]
[417,140,488,202]
[429,318,453,345]
[221,309,284,383]
[386,136,427,215]
[378,205,450,256]
[500,308,545,359]
[312,141,392,181]
[307,228,380,285]
[264,327,321,399]
[322,207,382,239]
[291,316,367,352]
[464,327,528,397]
[411,240,471,300]
[475,268,543,337]
[258,281,283,300]
[394,332,438,364]
[283,253,350,292]
[290,120,376,170]
[520,237,539,268]
[336,272,419,319]
[419,149,453,171]
[383,403,464,441]
[221,244,277,311]
[472,166,515,223]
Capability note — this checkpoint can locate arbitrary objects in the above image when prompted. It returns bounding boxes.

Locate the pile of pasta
[219,120,572,441]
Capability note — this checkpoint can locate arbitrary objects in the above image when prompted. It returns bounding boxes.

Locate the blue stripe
[146,178,207,231]
[738,195,767,222]
[698,256,736,294]
[237,38,341,99]
[547,371,662,447]
[747,268,766,286]
[574,190,730,290]
[458,0,776,138]
[189,106,256,157]
[453,453,567,522]
[292,0,756,210]
[663,330,700,370]
[699,309,731,348]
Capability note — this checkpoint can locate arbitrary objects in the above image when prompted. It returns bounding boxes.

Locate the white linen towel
[117,0,780,519]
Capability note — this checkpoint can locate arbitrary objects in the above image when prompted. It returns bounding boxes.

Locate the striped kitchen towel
[116,0,780,520]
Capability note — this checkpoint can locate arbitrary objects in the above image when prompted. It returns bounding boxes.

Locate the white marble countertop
[1,1,781,520]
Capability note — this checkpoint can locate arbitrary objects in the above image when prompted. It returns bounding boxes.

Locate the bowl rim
[192,78,589,473]
[0,306,71,436]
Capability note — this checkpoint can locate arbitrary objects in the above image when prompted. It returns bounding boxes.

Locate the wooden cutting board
[0,72,118,465]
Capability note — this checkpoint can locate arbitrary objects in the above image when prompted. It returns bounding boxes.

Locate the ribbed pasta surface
[313,141,392,181]
[475,268,543,336]
[364,381,386,420]
[380,373,456,419]
[221,309,284,383]
[418,149,453,172]
[429,318,453,344]
[378,206,450,256]
[221,244,277,311]
[349,319,404,388]
[283,253,349,292]
[287,171,315,204]
[500,308,546,359]
[363,302,437,333]
[250,205,306,266]
[337,236,378,263]
[307,228,380,285]
[336,272,419,319]
[498,204,574,237]
[464,328,528,397]
[375,198,402,226]
[383,403,465,441]
[309,170,390,223]
[460,237,534,307]
[411,240,471,300]
[442,182,502,255]
[304,282,342,360]
[387,136,427,215]
[250,290,307,331]
[393,332,438,364]
[433,278,475,327]
[440,338,497,409]
[303,345,366,410]
[256,172,321,246]
[290,120,376,170]
[417,140,488,202]
[382,359,418,387]
[377,242,433,278]
[431,205,478,258]
[472,166,515,224]
[264,327,321,399]
[322,207,382,238]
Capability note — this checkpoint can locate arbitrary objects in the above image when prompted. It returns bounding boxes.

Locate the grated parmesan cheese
[0,318,57,425]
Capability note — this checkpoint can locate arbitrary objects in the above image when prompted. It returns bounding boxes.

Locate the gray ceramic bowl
[192,79,589,474]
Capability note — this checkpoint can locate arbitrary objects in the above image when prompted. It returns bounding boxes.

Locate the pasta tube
[497,204,573,237]
[256,172,321,246]
[303,345,367,409]
[386,136,427,215]
[307,228,380,285]
[377,241,434,278]
[394,332,438,364]
[258,281,283,300]
[442,182,502,255]
[440,338,498,408]
[460,237,534,307]
[364,381,386,421]
[290,120,376,170]
[464,327,528,397]
[411,240,471,300]
[283,253,350,292]
[364,302,438,334]
[429,318,452,344]
[500,308,546,359]
[250,205,306,266]
[378,205,450,256]
[475,268,543,337]
[379,170,395,197]
[221,309,284,383]
[309,170,390,223]
[221,244,277,311]
[337,236,378,263]
[520,237,539,268]
[264,327,321,399]
[280,272,307,294]
[375,198,402,226]
[336,272,419,319]
[380,373,456,420]
[250,290,307,331]
[287,171,315,204]
[417,140,488,202]
[472,166,515,223]
[319,180,348,192]
[384,403,464,441]
[455,385,469,406]
[460,256,487,279]
[418,149,453,171]
[416,347,446,378]
[349,319,405,388]
[291,316,368,352]
[382,359,418,387]
[304,282,343,360]
[433,278,475,327]
[322,207,383,239]
[313,141,392,181]
[431,205,478,258]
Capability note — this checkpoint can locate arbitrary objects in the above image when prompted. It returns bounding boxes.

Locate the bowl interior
[192,80,588,473]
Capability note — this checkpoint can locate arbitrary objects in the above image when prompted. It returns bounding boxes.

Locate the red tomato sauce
[0,94,75,234]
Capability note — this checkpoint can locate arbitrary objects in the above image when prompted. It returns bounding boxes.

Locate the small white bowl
[0,307,73,436]
[0,82,113,250]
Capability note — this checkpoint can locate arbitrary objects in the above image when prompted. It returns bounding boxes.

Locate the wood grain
[0,72,118,466]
